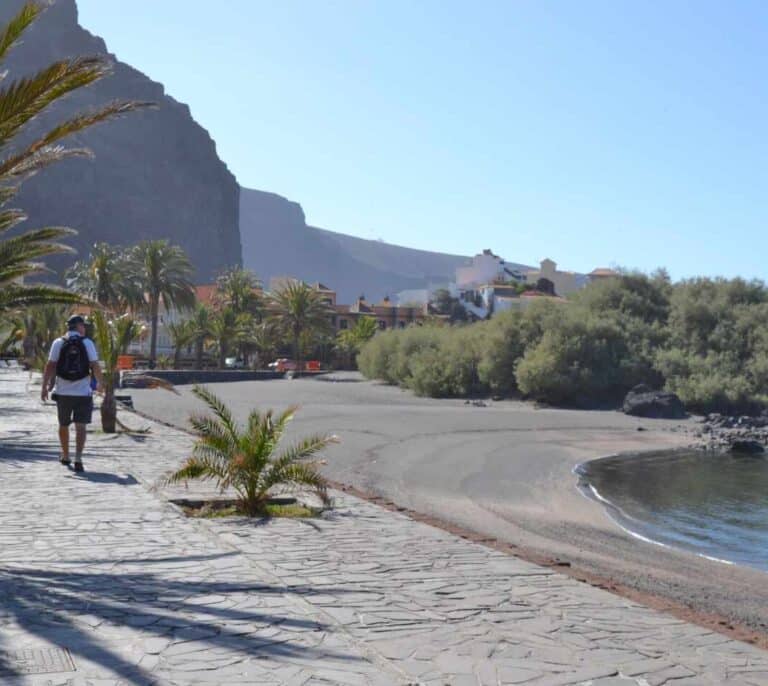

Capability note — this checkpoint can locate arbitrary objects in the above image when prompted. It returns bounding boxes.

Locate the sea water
[576,450,768,573]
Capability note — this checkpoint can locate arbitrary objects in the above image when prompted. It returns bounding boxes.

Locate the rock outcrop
[623,384,687,419]
[690,413,768,452]
[1,0,241,281]
[729,439,765,455]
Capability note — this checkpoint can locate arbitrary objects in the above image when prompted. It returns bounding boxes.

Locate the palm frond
[0,144,92,180]
[0,2,42,65]
[0,225,76,252]
[0,56,109,145]
[164,456,225,486]
[273,433,339,466]
[0,284,85,313]
[189,414,237,451]
[191,385,239,439]
[0,186,18,207]
[0,100,154,180]
[245,409,264,438]
[0,208,25,233]
[0,226,77,285]
[128,375,179,394]
[273,404,298,435]
[262,462,330,506]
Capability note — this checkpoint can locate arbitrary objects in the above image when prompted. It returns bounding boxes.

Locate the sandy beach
[130,373,768,645]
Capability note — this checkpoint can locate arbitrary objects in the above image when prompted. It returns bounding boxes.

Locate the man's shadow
[67,471,138,486]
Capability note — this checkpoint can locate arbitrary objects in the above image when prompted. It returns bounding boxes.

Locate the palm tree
[268,281,334,372]
[0,3,148,314]
[336,316,378,369]
[14,303,71,369]
[66,243,139,311]
[0,317,22,355]
[251,320,280,368]
[91,310,175,433]
[166,386,337,516]
[189,304,213,369]
[128,240,196,367]
[167,319,195,369]
[209,305,251,369]
[215,267,262,317]
[214,267,262,365]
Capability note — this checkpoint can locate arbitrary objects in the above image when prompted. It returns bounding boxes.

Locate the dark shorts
[54,394,93,426]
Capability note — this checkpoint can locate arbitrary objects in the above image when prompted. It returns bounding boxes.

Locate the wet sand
[129,373,768,646]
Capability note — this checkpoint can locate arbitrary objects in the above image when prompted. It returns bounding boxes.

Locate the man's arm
[90,360,104,393]
[85,339,103,393]
[41,361,57,402]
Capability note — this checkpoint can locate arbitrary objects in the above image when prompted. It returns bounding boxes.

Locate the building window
[339,319,348,330]
[378,320,387,330]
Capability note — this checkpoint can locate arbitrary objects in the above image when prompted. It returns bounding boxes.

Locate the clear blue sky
[77,0,768,279]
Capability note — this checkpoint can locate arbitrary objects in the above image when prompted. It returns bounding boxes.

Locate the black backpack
[56,337,90,381]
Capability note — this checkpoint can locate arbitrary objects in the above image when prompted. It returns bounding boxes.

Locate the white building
[455,249,526,290]
[524,258,582,297]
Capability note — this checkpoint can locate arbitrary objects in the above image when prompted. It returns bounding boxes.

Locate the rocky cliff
[1,0,241,280]
[240,188,476,303]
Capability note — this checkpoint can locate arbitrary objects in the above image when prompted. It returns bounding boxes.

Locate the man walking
[41,315,103,472]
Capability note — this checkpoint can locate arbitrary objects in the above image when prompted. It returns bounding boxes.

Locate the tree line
[5,239,369,372]
[358,271,768,415]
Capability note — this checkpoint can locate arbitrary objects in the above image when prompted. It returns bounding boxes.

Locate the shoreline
[124,377,768,651]
[327,479,768,652]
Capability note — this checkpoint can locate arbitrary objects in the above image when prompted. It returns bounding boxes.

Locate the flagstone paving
[1,368,768,685]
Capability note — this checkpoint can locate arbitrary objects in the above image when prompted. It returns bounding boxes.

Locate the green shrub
[515,313,641,405]
[358,329,400,384]
[477,311,525,395]
[391,326,444,385]
[406,347,455,397]
[358,274,768,413]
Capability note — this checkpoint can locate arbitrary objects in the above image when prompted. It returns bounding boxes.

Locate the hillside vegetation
[358,273,768,414]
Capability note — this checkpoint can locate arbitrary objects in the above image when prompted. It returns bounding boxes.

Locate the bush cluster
[358,273,768,413]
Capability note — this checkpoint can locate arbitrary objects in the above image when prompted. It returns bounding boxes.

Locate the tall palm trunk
[195,339,204,368]
[293,324,302,373]
[149,295,159,367]
[218,339,227,369]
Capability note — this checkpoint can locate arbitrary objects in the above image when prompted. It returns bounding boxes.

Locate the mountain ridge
[1,0,241,281]
[240,187,491,302]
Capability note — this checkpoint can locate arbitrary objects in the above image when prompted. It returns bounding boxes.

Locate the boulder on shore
[622,385,687,419]
[729,439,765,455]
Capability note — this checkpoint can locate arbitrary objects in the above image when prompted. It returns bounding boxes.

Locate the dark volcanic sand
[129,373,768,647]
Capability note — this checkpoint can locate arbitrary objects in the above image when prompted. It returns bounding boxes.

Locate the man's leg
[55,397,72,465]
[74,423,87,464]
[72,396,93,472]
[58,425,70,462]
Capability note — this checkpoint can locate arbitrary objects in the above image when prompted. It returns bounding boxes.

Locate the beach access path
[1,368,767,685]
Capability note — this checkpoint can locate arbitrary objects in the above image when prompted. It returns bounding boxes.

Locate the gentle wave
[574,451,766,572]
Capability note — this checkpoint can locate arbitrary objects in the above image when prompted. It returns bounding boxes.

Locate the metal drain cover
[0,648,75,676]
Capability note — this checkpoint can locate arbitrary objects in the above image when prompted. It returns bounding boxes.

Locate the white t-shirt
[48,332,99,396]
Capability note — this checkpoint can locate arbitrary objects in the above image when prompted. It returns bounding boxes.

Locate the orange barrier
[116,355,135,371]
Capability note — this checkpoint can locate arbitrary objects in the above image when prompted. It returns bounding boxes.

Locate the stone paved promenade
[1,369,768,685]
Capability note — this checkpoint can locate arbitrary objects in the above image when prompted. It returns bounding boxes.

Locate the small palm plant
[166,386,337,516]
[91,310,176,433]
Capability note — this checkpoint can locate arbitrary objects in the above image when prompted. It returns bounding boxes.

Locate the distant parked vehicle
[224,357,246,369]
[268,358,298,372]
